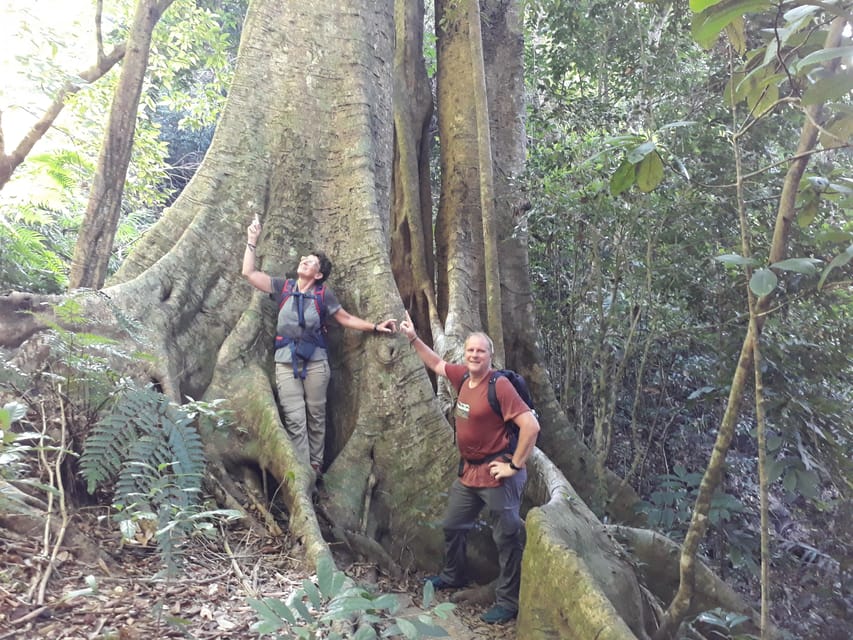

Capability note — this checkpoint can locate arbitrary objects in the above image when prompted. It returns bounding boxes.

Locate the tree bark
[389,0,437,349]
[68,0,176,290]
[467,0,504,363]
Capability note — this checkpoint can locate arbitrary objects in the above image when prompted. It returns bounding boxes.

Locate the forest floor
[0,507,514,640]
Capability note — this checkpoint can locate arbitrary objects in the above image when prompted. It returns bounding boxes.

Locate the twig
[223,529,257,597]
[36,387,70,605]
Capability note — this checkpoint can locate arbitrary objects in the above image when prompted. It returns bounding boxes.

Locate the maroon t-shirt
[445,363,531,488]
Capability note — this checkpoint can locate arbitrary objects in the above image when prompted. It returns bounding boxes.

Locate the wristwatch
[508,460,521,471]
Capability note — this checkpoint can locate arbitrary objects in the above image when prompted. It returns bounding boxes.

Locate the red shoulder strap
[279,279,296,310]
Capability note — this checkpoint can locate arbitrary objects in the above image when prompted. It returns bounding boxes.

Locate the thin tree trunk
[467,0,504,363]
[390,0,437,346]
[653,17,847,639]
[753,332,770,637]
[68,0,176,290]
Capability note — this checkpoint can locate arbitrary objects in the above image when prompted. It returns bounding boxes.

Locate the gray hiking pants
[438,469,527,613]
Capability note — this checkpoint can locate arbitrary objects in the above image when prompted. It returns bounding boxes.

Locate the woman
[242,218,396,474]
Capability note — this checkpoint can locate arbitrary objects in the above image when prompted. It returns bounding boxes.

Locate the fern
[80,383,221,573]
[80,385,207,505]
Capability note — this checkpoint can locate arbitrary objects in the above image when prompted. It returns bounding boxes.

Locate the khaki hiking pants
[275,359,330,469]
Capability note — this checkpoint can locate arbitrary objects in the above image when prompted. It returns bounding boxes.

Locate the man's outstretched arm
[399,311,447,378]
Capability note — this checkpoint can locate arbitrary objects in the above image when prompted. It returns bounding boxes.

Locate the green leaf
[766,460,787,482]
[248,597,294,626]
[396,618,419,639]
[795,46,853,74]
[432,602,455,618]
[3,402,27,423]
[746,80,779,117]
[803,69,853,106]
[602,133,646,147]
[369,593,402,613]
[410,618,451,637]
[353,625,378,640]
[725,17,747,54]
[657,120,698,131]
[796,469,819,499]
[749,268,778,296]
[290,596,314,622]
[714,253,757,267]
[636,151,664,193]
[422,579,435,608]
[316,555,337,597]
[610,159,636,196]
[692,0,772,50]
[302,578,323,609]
[770,258,820,275]
[783,469,798,492]
[815,230,852,243]
[626,141,656,164]
[797,199,819,228]
[818,244,853,289]
[820,113,853,149]
[690,0,723,11]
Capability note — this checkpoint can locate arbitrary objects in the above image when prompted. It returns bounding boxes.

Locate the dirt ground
[0,508,516,640]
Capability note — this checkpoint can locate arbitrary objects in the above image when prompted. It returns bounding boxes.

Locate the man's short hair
[465,331,494,355]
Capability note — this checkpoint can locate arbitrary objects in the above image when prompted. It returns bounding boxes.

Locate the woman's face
[297,255,323,281]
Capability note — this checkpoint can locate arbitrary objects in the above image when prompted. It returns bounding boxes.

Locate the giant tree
[1,0,778,637]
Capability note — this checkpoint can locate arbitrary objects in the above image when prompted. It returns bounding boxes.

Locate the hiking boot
[480,605,517,624]
[424,575,464,591]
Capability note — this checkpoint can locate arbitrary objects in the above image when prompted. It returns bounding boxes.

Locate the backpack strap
[274,279,328,378]
[278,278,297,310]
[280,280,327,328]
[313,283,327,330]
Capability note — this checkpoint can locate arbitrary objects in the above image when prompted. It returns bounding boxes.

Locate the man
[398,313,540,624]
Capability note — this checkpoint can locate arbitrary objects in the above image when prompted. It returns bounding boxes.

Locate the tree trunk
[68,0,176,290]
[467,0,504,363]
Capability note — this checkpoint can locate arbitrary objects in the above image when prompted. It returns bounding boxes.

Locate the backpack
[273,279,328,379]
[456,369,538,464]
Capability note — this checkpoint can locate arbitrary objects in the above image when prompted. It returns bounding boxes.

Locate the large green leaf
[692,0,772,49]
[746,79,779,117]
[803,68,853,106]
[818,244,853,289]
[770,258,820,275]
[797,199,819,228]
[690,0,723,11]
[749,268,778,296]
[714,253,757,267]
[626,141,656,164]
[636,151,664,192]
[795,45,853,74]
[610,159,636,196]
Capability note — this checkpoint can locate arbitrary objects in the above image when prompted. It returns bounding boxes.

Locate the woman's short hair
[311,250,332,284]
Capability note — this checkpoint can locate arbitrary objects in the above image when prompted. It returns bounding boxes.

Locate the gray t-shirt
[270,277,342,364]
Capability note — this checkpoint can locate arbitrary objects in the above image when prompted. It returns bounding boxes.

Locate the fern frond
[164,405,206,479]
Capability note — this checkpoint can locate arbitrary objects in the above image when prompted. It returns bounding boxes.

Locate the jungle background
[0,0,851,639]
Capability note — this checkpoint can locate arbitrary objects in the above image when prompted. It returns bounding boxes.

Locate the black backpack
[457,369,538,456]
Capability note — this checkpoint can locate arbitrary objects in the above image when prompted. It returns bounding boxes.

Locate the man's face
[464,335,492,376]
[297,255,323,281]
